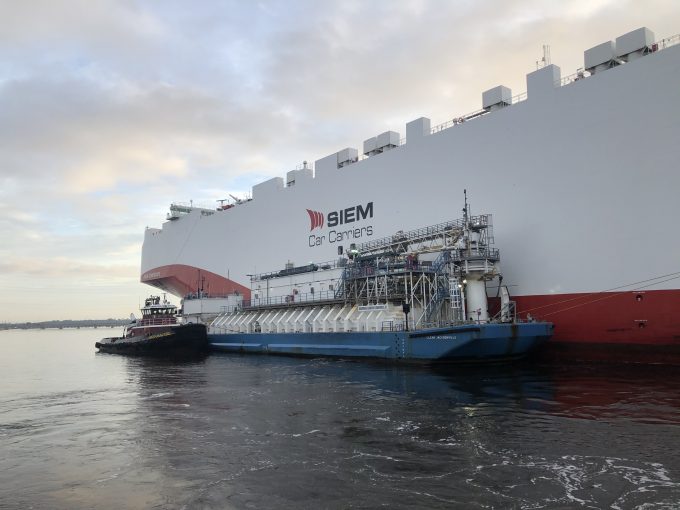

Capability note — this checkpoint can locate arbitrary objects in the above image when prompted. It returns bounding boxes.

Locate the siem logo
[306,202,373,231]
[306,209,325,231]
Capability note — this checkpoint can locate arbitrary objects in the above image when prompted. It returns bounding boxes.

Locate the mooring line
[518,272,680,317]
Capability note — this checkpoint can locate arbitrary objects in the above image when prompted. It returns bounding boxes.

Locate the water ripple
[1,331,680,509]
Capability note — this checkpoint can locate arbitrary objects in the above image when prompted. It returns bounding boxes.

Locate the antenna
[536,44,551,69]
[463,189,469,224]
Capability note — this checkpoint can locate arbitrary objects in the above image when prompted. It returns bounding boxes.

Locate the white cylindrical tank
[465,279,489,322]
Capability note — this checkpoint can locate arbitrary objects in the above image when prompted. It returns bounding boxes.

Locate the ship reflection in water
[1,330,679,509]
[122,355,680,509]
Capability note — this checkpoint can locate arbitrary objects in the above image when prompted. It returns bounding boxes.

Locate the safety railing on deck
[138,317,176,326]
[430,91,528,135]
[381,320,406,332]
[425,33,680,141]
[249,258,344,282]
[559,33,680,87]
[653,33,680,50]
[244,289,342,309]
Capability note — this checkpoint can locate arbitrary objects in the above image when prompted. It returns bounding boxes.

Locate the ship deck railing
[184,292,242,300]
[248,258,346,282]
[345,263,435,279]
[381,320,406,332]
[344,248,500,280]
[427,32,680,139]
[355,217,468,256]
[212,318,532,336]
[242,291,345,311]
[137,317,177,326]
[416,318,525,330]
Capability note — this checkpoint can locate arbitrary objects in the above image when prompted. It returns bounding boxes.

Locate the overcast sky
[1,0,678,322]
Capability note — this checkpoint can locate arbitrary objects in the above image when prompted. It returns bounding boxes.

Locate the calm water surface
[1,329,680,509]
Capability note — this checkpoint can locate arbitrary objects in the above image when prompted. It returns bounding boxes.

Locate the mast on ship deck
[336,196,501,327]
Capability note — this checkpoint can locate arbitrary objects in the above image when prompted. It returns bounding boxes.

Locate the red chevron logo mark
[306,209,325,231]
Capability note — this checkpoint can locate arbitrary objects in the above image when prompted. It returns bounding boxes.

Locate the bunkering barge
[206,203,553,362]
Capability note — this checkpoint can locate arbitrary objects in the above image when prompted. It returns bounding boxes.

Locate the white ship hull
[141,33,680,354]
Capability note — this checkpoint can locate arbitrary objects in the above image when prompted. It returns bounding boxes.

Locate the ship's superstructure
[142,27,680,351]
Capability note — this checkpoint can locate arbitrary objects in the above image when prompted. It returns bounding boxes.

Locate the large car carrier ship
[140,27,680,360]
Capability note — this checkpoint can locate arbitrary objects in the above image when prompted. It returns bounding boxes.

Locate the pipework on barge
[207,200,552,362]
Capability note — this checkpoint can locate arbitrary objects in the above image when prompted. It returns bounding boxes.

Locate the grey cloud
[0,257,137,279]
[1,0,678,321]
[0,0,163,61]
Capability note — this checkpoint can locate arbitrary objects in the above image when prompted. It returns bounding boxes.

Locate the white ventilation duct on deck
[616,27,655,63]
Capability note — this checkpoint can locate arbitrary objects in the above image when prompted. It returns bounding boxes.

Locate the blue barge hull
[209,322,552,362]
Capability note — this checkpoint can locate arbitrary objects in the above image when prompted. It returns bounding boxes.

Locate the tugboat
[95,295,208,356]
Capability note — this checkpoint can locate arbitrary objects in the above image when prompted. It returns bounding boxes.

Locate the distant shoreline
[0,320,129,331]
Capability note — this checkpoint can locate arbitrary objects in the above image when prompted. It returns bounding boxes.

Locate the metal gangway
[353,217,478,257]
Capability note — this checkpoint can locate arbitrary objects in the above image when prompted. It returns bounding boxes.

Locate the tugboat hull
[96,323,208,356]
